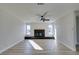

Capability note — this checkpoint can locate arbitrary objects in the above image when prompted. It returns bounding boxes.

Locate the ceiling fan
[37,11,50,22]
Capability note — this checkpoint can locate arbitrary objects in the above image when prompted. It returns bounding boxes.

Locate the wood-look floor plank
[0,39,77,55]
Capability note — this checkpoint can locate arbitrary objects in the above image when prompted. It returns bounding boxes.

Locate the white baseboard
[58,40,76,51]
[0,39,24,54]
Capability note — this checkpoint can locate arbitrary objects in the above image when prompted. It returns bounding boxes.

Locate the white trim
[58,40,76,51]
[0,39,23,54]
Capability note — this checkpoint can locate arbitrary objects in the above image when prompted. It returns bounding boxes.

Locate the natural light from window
[26,25,31,35]
[48,25,53,35]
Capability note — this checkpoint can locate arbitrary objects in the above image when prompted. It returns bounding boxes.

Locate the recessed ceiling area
[0,3,79,23]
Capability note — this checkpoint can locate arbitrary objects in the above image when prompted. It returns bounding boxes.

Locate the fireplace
[25,29,55,39]
[34,29,45,37]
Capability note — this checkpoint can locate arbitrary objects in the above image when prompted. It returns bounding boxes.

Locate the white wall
[0,9,25,53]
[55,11,76,51]
[26,22,54,37]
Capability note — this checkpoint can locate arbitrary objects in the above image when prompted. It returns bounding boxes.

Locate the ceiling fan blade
[42,11,48,17]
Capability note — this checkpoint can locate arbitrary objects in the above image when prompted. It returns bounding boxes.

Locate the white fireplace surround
[26,22,55,37]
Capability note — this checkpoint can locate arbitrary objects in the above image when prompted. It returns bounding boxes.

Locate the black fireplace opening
[34,29,45,37]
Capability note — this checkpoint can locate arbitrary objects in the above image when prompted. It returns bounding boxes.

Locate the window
[26,25,31,35]
[48,25,53,35]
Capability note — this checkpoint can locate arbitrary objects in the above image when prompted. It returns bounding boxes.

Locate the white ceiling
[0,3,79,23]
